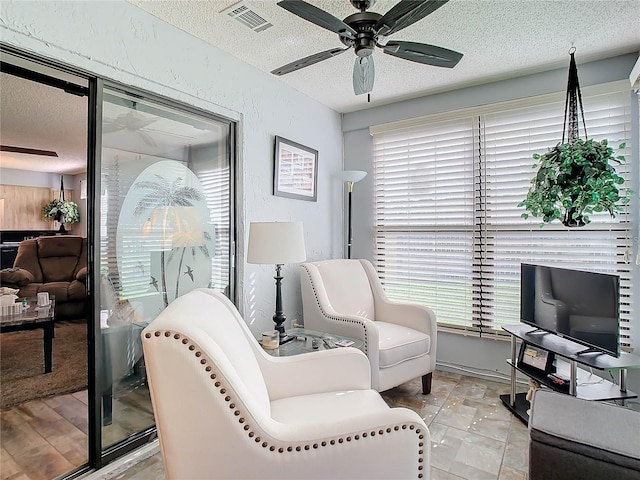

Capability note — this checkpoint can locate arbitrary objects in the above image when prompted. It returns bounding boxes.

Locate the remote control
[547,373,569,386]
[323,338,336,349]
[311,339,319,349]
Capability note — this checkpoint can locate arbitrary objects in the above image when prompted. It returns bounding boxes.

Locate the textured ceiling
[2,0,639,175]
[0,73,88,175]
[129,0,640,113]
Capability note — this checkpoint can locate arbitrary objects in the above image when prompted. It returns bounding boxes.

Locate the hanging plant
[518,48,632,227]
[42,176,80,231]
[42,199,80,224]
[519,139,630,227]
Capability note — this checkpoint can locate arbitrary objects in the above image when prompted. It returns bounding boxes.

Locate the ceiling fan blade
[0,145,58,157]
[375,0,449,37]
[271,47,350,76]
[383,41,463,68]
[137,131,157,147]
[277,0,356,39]
[353,56,375,96]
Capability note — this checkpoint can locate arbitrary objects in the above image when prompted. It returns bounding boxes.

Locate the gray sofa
[529,389,640,480]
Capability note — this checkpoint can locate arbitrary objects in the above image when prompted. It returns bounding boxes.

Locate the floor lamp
[340,170,367,259]
[247,221,306,338]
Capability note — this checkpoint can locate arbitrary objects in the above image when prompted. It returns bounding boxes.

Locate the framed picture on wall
[273,136,318,202]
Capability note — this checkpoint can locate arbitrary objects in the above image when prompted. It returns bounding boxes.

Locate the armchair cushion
[271,389,388,424]
[377,321,431,368]
[315,259,375,319]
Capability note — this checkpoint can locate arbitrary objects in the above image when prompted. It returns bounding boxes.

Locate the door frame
[0,44,238,477]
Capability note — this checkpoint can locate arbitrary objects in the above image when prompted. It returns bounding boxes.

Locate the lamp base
[273,264,287,338]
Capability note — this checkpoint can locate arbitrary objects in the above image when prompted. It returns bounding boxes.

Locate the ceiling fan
[271,0,463,96]
[103,103,158,147]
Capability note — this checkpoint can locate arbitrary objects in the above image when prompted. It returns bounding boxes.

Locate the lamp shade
[247,221,306,265]
[339,170,367,183]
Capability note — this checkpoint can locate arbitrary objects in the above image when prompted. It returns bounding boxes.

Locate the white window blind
[372,90,634,347]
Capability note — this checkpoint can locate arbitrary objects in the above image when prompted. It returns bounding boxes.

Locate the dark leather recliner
[0,236,87,320]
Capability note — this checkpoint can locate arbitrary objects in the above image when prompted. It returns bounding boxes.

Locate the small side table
[262,327,363,357]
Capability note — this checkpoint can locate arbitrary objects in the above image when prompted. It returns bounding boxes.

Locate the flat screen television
[520,263,620,357]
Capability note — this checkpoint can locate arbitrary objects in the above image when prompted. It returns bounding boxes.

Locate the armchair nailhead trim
[301,266,369,354]
[145,329,427,478]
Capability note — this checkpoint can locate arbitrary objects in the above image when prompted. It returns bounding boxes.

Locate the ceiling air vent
[222,2,273,33]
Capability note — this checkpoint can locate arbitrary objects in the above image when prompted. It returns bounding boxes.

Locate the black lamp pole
[347,181,354,259]
[272,264,286,336]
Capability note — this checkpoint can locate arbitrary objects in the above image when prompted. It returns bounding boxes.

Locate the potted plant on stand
[42,176,80,233]
[519,48,632,227]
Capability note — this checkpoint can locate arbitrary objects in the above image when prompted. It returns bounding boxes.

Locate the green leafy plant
[42,199,80,224]
[518,138,631,227]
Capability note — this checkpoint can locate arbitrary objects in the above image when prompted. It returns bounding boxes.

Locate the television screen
[520,263,620,357]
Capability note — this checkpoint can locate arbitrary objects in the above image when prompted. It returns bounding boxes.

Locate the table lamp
[339,170,367,259]
[247,221,306,337]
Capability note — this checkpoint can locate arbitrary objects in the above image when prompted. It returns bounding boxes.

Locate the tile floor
[87,370,529,480]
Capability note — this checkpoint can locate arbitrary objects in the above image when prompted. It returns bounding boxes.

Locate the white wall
[342,53,640,394]
[0,0,344,337]
[0,168,59,188]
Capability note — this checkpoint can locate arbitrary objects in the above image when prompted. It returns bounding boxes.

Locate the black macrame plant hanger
[559,47,590,227]
[562,47,588,144]
[57,176,67,233]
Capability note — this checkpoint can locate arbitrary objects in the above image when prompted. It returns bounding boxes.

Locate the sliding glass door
[98,85,235,452]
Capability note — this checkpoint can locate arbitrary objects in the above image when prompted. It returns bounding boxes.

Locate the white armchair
[300,259,437,394]
[141,288,430,480]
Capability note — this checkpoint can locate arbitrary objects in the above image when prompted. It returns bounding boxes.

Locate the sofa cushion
[376,321,430,369]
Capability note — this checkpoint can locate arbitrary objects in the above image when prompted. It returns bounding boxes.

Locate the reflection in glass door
[99,86,234,450]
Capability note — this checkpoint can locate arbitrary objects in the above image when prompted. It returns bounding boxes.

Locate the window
[372,88,634,348]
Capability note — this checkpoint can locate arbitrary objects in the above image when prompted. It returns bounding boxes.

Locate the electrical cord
[436,360,530,386]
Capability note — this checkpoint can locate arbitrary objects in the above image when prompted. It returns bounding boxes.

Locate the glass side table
[262,327,364,357]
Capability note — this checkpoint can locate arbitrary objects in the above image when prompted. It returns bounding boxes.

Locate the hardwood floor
[0,385,154,480]
[1,391,87,480]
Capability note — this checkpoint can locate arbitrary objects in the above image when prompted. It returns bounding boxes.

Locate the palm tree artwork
[133,174,211,308]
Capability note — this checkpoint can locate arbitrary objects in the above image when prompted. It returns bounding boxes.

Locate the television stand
[500,324,640,424]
